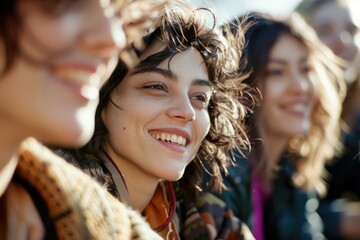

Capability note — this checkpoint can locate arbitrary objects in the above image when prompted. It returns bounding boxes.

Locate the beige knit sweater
[11,138,160,240]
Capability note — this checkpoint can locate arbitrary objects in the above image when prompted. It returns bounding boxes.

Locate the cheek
[196,112,211,141]
[261,102,276,121]
[26,18,74,49]
[307,78,317,107]
[105,114,132,147]
[264,80,287,99]
[102,108,123,134]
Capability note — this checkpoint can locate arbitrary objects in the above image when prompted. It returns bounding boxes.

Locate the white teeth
[291,103,306,111]
[171,134,177,143]
[80,85,99,100]
[89,73,101,86]
[151,132,187,146]
[57,69,97,86]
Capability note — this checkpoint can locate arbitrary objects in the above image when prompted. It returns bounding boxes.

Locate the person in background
[296,1,360,238]
[55,1,255,239]
[0,0,168,239]
[295,0,359,82]
[217,12,346,240]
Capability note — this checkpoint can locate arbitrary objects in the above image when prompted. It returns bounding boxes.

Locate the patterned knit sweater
[6,138,161,239]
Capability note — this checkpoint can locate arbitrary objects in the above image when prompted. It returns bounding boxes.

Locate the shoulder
[180,191,254,240]
[222,155,250,192]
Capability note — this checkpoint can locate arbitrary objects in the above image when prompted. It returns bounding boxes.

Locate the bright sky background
[189,0,303,25]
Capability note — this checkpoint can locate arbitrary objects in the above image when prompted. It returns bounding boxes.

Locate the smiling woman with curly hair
[55,1,255,239]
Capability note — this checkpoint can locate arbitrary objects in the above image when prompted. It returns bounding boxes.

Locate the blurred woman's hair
[229,12,346,194]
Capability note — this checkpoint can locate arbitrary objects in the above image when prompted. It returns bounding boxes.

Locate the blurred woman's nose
[329,35,347,54]
[289,70,311,93]
[167,95,196,122]
[80,2,126,59]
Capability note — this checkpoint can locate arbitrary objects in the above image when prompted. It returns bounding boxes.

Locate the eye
[143,81,168,92]
[40,1,83,16]
[300,64,312,74]
[192,94,208,102]
[346,23,357,36]
[266,68,284,77]
[191,93,211,109]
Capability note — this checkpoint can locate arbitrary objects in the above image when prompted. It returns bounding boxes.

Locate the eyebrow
[134,67,211,87]
[268,56,308,65]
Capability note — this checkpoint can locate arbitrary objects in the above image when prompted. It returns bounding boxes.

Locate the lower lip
[57,77,98,103]
[155,139,187,153]
[283,109,307,118]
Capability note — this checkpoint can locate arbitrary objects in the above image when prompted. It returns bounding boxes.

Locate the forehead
[140,40,166,60]
[270,34,307,60]
[163,49,209,83]
[139,40,208,77]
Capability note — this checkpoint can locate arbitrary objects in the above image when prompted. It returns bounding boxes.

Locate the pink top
[251,172,270,240]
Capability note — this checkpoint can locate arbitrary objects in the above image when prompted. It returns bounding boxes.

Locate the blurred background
[188,0,302,24]
[188,0,360,48]
[188,0,360,27]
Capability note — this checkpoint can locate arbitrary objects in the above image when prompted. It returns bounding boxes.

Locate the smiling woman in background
[217,12,345,240]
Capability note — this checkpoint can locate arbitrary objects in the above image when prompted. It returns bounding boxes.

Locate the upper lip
[52,61,100,72]
[149,128,191,145]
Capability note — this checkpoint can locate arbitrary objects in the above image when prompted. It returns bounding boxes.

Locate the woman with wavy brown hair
[56,1,255,239]
[218,12,346,240]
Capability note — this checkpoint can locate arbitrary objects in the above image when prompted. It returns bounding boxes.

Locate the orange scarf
[143,182,179,240]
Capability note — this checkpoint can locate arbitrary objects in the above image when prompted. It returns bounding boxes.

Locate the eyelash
[192,94,209,103]
[192,95,210,109]
[143,82,210,108]
[266,65,312,77]
[266,69,283,76]
[143,82,168,92]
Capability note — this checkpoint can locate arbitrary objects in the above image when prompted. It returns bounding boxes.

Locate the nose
[289,70,312,94]
[166,95,196,122]
[80,1,126,59]
[329,35,347,56]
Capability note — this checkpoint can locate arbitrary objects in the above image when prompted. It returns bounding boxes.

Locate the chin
[66,108,96,146]
[42,122,94,148]
[164,169,186,182]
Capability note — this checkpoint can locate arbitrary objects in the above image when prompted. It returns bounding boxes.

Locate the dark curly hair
[66,1,250,196]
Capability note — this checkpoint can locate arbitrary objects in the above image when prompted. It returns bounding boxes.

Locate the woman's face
[0,0,124,147]
[103,45,211,181]
[310,1,359,62]
[260,34,316,139]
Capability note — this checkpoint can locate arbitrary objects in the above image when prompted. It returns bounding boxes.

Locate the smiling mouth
[280,102,311,113]
[150,132,187,146]
[56,68,100,87]
[54,68,101,100]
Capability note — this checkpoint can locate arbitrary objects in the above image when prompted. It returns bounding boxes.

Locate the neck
[102,144,159,212]
[265,134,289,167]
